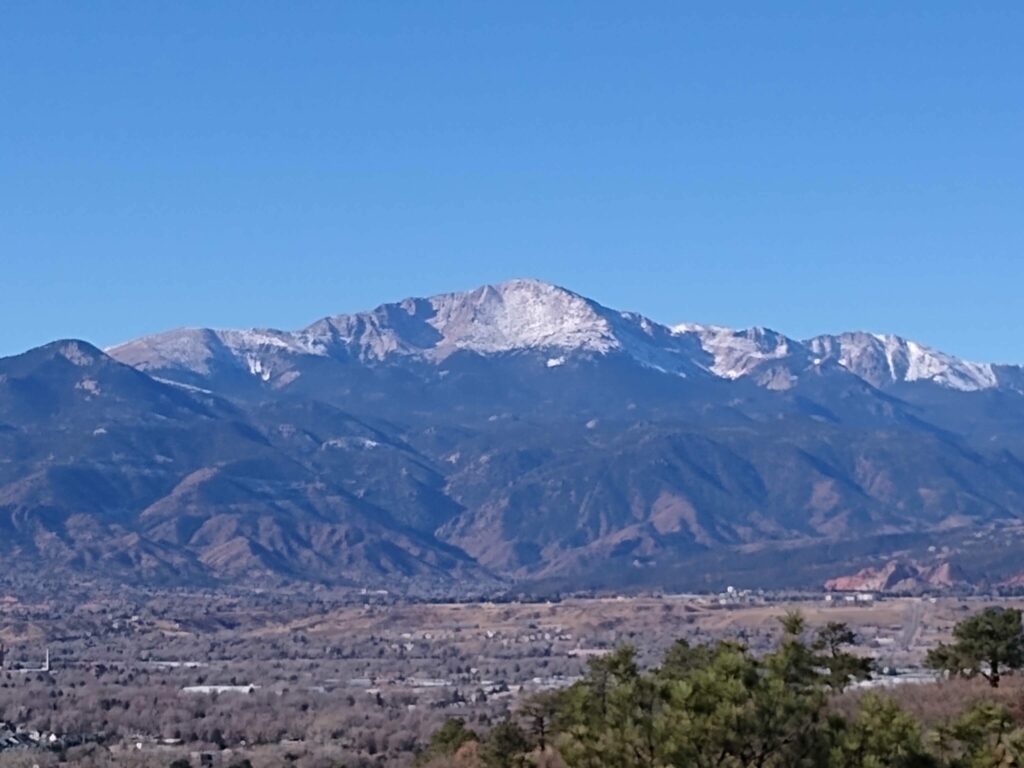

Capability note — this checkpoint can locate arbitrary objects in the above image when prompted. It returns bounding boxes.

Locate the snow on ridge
[107,280,629,378]
[151,376,214,395]
[105,279,1015,393]
[807,332,998,392]
[900,338,997,390]
[672,322,730,335]
[677,323,1003,391]
[219,328,327,356]
[423,279,620,355]
[107,326,326,382]
[673,324,791,380]
[293,278,633,363]
[107,329,219,374]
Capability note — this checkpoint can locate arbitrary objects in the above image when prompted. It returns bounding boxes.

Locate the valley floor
[0,588,1015,766]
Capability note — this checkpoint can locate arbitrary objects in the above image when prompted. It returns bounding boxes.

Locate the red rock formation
[825,560,967,593]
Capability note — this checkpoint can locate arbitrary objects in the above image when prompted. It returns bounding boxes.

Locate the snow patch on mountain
[245,355,272,382]
[676,322,1004,392]
[304,279,622,361]
[152,376,213,395]
[807,333,999,392]
[109,326,326,379]
[109,329,222,374]
[673,324,792,380]
[60,342,97,367]
[426,279,620,355]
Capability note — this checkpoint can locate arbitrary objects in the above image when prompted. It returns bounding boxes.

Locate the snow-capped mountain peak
[397,278,619,355]
[298,279,624,362]
[107,280,697,384]
[105,279,1021,395]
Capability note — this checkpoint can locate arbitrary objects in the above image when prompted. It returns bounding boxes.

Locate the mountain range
[4,278,1024,594]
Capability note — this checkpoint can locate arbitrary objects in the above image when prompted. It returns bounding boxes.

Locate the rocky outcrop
[825,560,968,593]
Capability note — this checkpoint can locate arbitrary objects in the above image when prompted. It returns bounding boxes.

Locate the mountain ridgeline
[4,279,1024,593]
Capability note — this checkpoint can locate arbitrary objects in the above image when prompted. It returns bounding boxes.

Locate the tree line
[420,607,1024,768]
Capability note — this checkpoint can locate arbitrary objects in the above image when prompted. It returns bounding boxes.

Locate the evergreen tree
[939,702,1024,767]
[481,719,530,768]
[814,621,874,692]
[829,694,936,768]
[926,608,1024,687]
[422,605,1024,768]
[416,717,478,765]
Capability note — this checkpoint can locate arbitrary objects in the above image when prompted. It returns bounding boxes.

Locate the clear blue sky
[3,2,1022,362]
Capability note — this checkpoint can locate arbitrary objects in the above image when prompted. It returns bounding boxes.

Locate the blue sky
[3,2,1022,361]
